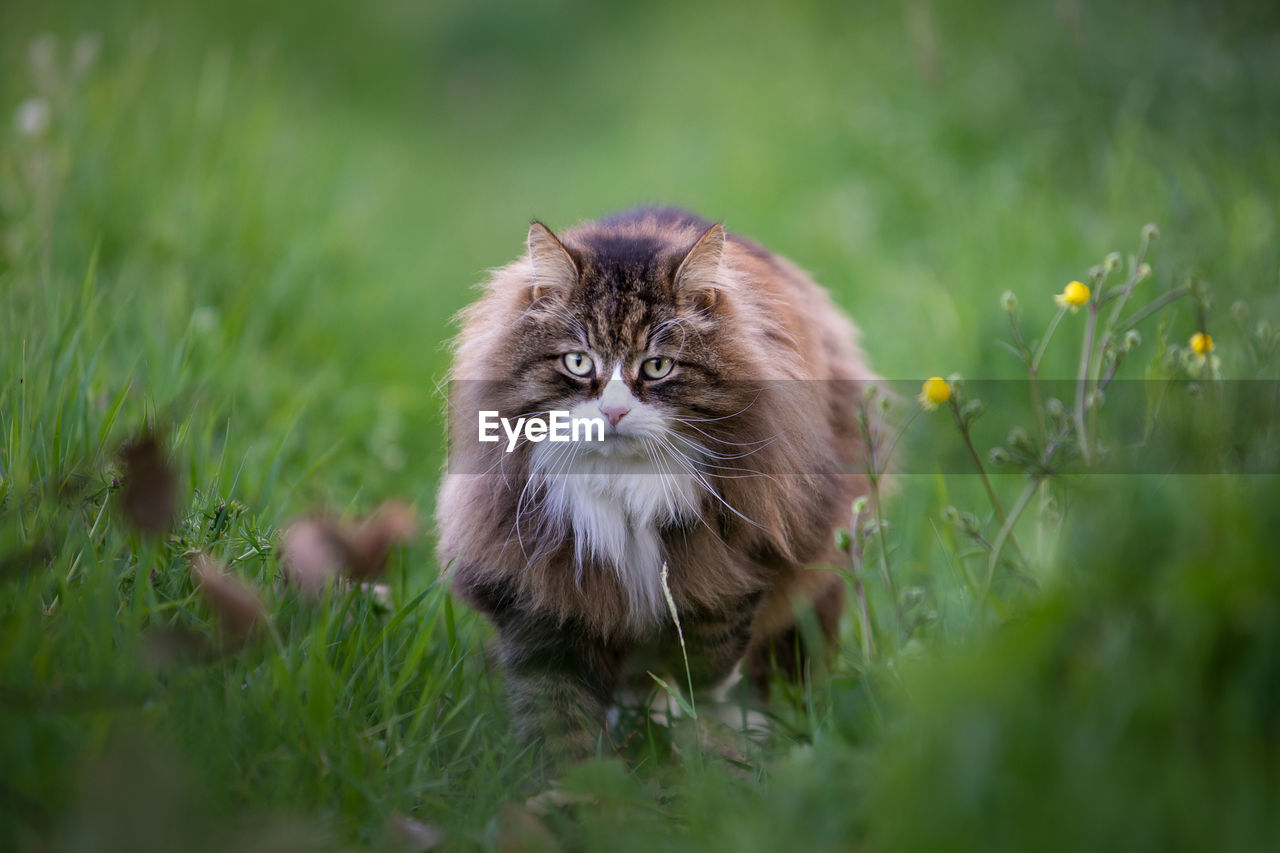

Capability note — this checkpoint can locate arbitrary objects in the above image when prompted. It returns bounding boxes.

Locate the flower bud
[71,33,101,78]
[13,98,50,137]
[1085,389,1105,410]
[1123,329,1142,351]
[1103,252,1122,273]
[901,587,925,610]
[835,528,852,552]
[961,398,984,424]
[1231,300,1248,323]
[1000,290,1018,312]
[941,505,961,525]
[1182,350,1202,377]
[1142,223,1160,242]
[988,446,1010,466]
[852,496,868,517]
[28,34,57,86]
[1136,263,1152,282]
[1046,397,1065,419]
[1007,426,1030,452]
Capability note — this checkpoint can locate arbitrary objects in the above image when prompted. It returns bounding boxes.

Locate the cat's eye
[641,356,674,380]
[562,352,594,377]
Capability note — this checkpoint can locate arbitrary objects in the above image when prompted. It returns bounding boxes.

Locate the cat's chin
[580,432,646,458]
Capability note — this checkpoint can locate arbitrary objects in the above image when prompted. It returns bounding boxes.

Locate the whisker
[649,433,763,531]
[661,425,782,465]
[669,390,766,425]
[668,419,781,450]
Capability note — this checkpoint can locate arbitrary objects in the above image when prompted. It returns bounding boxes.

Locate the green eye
[563,352,594,377]
[641,356,674,379]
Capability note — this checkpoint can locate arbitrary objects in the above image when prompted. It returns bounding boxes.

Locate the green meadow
[2,0,1278,849]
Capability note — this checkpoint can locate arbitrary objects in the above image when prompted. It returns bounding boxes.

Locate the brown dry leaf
[386,812,443,852]
[335,499,417,579]
[279,500,417,598]
[279,519,344,597]
[191,554,266,647]
[119,431,177,536]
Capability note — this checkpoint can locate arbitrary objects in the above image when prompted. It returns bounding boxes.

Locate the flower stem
[1032,306,1068,374]
[1074,303,1098,465]
[1116,285,1192,333]
[842,499,877,663]
[853,575,875,663]
[879,406,921,470]
[949,399,1026,562]
[1008,314,1049,444]
[858,406,903,641]
[868,476,902,638]
[981,478,1040,607]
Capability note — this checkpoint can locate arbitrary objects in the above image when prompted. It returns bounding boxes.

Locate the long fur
[436,207,876,760]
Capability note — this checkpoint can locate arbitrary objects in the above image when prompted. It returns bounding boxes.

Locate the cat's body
[436,207,875,761]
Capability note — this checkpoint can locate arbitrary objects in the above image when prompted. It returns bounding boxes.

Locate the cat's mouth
[582,429,645,455]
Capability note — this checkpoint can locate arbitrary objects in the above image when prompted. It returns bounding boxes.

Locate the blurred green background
[2,0,1278,849]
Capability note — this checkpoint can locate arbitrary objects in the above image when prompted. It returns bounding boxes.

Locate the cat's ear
[673,223,726,310]
[526,221,577,302]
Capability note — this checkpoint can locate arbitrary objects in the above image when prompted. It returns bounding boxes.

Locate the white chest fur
[530,443,701,626]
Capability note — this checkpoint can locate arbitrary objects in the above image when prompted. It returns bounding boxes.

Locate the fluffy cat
[436,207,876,763]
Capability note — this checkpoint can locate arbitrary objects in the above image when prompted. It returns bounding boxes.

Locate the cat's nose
[599,403,630,427]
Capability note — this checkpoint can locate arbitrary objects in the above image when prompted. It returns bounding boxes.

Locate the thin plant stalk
[948,398,1026,562]
[853,577,875,662]
[1032,305,1068,374]
[1027,305,1068,449]
[857,404,905,638]
[659,562,696,720]
[1074,302,1099,465]
[867,479,902,638]
[1007,311,1047,444]
[843,518,877,663]
[1116,285,1191,333]
[981,477,1041,606]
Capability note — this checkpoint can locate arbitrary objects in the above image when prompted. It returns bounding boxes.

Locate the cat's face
[502,220,754,461]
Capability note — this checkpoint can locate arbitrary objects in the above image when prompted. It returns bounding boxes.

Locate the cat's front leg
[667,595,760,700]
[495,612,626,766]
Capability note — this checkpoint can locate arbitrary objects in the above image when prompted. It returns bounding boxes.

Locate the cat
[436,207,876,763]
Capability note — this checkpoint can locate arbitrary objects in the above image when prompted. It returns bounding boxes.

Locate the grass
[2,0,1279,849]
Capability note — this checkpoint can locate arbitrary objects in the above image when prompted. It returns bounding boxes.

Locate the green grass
[2,0,1279,849]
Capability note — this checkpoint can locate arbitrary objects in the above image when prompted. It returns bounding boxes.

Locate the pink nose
[599,404,630,428]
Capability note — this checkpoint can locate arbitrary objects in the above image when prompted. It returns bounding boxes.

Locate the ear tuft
[673,223,726,310]
[527,222,577,302]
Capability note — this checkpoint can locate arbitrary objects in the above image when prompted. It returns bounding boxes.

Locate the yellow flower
[1189,332,1214,356]
[919,376,951,411]
[1054,280,1091,312]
